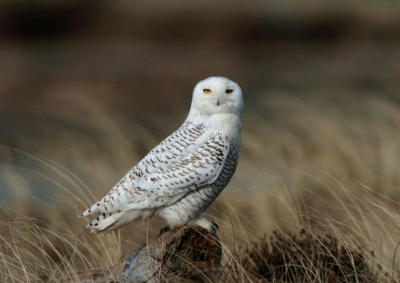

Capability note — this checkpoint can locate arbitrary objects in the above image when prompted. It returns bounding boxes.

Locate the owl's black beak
[216,99,220,106]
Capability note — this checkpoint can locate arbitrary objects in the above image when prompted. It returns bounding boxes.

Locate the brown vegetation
[1,0,400,282]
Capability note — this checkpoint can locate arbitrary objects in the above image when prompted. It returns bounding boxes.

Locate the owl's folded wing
[123,132,230,210]
[81,131,230,216]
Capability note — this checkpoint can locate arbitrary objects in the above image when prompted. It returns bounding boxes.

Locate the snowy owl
[81,76,243,233]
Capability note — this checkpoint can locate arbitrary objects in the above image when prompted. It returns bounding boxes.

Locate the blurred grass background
[1,0,400,281]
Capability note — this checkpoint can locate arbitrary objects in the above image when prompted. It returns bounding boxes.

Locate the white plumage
[81,76,243,233]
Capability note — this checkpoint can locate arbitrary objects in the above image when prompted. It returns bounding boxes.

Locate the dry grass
[1,0,400,281]
[1,89,400,282]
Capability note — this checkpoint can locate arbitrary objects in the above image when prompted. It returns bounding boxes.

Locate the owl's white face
[189,76,243,119]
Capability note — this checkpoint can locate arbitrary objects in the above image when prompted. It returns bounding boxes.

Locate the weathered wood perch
[78,225,222,282]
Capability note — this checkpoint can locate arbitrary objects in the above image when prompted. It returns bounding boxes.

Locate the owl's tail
[85,210,150,233]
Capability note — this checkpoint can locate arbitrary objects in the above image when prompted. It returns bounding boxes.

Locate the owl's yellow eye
[203,88,211,94]
[225,89,233,94]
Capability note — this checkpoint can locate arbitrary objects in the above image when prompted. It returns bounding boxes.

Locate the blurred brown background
[2,2,400,279]
[1,0,400,208]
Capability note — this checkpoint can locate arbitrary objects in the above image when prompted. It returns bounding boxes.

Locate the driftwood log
[78,225,222,282]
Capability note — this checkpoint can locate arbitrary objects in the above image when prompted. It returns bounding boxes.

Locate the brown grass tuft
[238,229,383,282]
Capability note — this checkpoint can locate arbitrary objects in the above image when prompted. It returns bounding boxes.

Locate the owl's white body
[81,77,243,233]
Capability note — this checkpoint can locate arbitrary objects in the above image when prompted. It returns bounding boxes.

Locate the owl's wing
[81,122,205,216]
[129,131,230,210]
[81,130,230,216]
[132,122,207,176]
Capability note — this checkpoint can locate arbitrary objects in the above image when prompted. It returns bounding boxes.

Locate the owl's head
[188,76,243,120]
